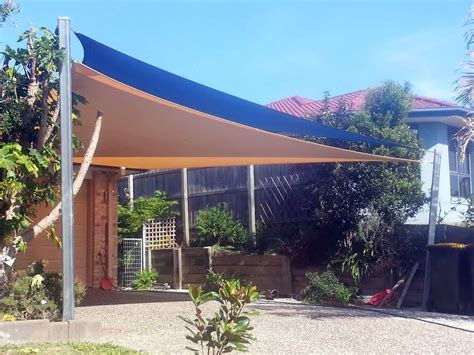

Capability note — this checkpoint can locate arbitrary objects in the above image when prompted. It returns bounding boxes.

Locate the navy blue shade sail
[75,32,407,149]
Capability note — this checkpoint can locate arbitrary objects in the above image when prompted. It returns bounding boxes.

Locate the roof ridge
[300,88,370,106]
[412,94,458,107]
[267,95,311,106]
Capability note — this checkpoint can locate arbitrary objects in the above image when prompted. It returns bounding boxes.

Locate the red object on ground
[367,289,393,307]
[100,278,114,290]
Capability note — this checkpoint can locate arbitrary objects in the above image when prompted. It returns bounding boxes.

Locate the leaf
[229,341,247,352]
[242,310,260,317]
[177,315,195,326]
[189,286,201,303]
[30,274,44,289]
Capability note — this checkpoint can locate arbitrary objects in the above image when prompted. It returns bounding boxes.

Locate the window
[448,129,472,198]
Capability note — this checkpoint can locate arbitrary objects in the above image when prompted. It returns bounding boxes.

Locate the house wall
[407,122,471,225]
[15,167,119,289]
[16,180,90,284]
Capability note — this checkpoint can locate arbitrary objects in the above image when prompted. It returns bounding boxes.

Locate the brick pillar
[91,170,119,288]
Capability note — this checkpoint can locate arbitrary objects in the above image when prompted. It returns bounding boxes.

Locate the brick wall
[90,170,119,288]
[16,167,120,289]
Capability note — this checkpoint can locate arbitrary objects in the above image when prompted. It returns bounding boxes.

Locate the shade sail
[71,34,415,170]
[76,33,405,148]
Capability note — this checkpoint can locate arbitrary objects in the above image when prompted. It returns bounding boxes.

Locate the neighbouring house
[16,166,120,288]
[119,89,472,245]
[267,89,473,225]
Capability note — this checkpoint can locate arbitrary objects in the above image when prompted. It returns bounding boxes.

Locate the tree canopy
[300,81,425,280]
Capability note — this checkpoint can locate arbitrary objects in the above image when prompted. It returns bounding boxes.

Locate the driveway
[77,291,474,354]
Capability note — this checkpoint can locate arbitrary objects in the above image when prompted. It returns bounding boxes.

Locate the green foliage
[0,26,86,246]
[131,269,158,291]
[0,0,19,26]
[179,280,260,354]
[203,270,238,293]
[455,6,474,107]
[462,195,474,228]
[255,222,326,266]
[195,203,251,249]
[301,271,357,306]
[118,191,178,237]
[300,81,425,278]
[0,261,86,321]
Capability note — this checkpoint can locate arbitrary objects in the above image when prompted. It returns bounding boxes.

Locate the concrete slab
[68,320,102,341]
[48,321,69,342]
[0,319,49,344]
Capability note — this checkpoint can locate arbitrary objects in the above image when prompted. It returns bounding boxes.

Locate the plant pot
[427,244,470,314]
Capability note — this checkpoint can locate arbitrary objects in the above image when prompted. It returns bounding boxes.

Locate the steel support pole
[422,150,442,310]
[58,17,75,321]
[181,168,190,246]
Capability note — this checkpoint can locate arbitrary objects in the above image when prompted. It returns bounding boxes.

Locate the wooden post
[173,248,183,289]
[128,174,134,207]
[181,168,190,246]
[204,246,213,272]
[141,225,146,271]
[148,248,152,271]
[422,150,442,310]
[396,262,420,309]
[247,165,256,235]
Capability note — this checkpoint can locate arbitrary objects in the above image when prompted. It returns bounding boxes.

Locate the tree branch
[454,116,474,161]
[36,79,50,149]
[43,102,60,144]
[22,110,104,243]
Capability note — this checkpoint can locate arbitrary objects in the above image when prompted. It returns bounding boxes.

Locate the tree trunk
[22,111,103,243]
[0,111,103,290]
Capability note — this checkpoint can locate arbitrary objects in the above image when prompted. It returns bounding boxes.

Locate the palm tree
[455,6,474,159]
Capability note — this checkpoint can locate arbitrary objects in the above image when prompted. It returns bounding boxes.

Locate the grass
[0,342,143,354]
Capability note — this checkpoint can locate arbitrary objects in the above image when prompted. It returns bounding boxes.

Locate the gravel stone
[76,291,474,354]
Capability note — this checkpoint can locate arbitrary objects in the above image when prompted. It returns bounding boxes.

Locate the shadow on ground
[251,299,474,333]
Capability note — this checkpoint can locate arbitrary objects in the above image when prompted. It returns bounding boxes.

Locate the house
[15,167,120,288]
[267,90,473,225]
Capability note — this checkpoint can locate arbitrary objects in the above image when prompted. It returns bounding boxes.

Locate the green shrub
[203,270,237,292]
[180,280,260,353]
[131,269,158,290]
[195,203,251,249]
[0,261,86,321]
[118,190,178,238]
[301,271,356,306]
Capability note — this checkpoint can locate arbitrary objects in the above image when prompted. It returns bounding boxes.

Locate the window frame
[448,128,473,200]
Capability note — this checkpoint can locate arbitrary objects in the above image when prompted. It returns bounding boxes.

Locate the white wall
[407,122,470,225]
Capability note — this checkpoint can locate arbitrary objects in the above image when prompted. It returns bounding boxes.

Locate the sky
[0,0,472,105]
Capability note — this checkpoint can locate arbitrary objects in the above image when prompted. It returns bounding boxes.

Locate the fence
[119,238,144,287]
[119,164,314,245]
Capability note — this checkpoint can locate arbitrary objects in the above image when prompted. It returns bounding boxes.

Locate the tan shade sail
[71,63,413,170]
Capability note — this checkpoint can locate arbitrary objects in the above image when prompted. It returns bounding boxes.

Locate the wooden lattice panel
[143,217,178,250]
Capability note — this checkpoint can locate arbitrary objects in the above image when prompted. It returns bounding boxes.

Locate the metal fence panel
[119,238,143,287]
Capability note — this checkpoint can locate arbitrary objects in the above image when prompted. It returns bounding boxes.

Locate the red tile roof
[266,89,459,118]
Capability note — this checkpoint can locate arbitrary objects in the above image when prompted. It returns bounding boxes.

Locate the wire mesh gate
[118,238,144,287]
[118,218,177,287]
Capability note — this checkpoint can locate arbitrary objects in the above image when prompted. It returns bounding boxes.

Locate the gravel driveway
[77,291,474,354]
